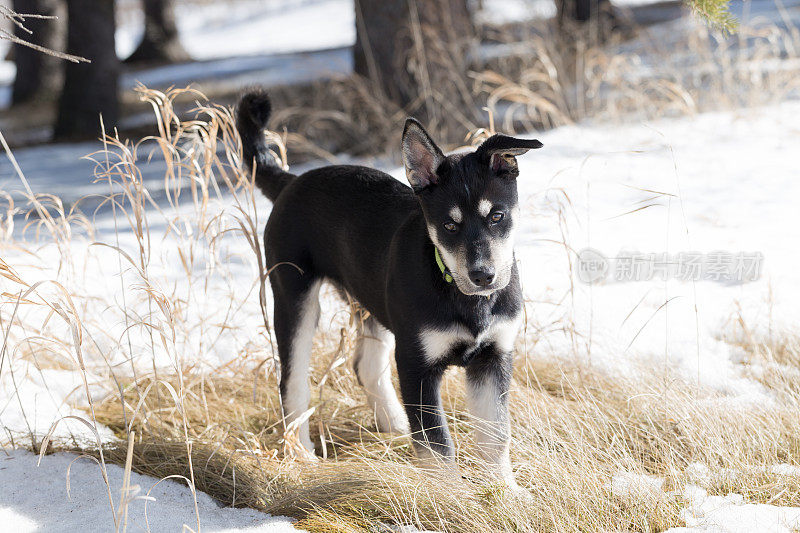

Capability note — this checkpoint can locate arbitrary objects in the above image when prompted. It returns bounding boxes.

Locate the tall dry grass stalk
[1,85,283,530]
[1,85,799,532]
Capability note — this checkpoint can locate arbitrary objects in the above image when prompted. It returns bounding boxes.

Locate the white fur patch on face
[448,206,462,223]
[418,313,522,365]
[478,198,493,218]
[426,222,467,278]
[485,206,520,291]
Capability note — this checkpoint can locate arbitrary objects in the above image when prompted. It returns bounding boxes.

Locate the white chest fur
[418,313,522,364]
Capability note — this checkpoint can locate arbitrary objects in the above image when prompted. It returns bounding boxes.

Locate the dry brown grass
[2,81,800,532]
[76,327,800,531]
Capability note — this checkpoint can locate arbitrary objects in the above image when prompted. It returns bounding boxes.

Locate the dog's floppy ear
[402,118,446,191]
[476,134,543,178]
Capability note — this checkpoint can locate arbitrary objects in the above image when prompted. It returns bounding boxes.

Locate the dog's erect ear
[476,134,543,178]
[402,118,446,191]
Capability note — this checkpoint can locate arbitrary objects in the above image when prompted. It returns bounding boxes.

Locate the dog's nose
[469,269,495,287]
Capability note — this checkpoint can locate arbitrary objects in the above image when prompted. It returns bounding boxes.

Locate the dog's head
[402,119,542,296]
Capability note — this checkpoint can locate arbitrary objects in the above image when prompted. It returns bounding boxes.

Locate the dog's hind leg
[354,317,409,434]
[273,276,322,453]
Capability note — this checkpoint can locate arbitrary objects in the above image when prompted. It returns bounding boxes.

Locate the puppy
[237,91,541,488]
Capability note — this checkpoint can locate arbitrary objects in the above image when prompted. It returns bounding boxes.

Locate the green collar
[434,247,453,283]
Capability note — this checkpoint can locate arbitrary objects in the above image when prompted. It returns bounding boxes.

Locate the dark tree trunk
[557,0,617,29]
[353,0,475,130]
[11,0,65,105]
[354,0,408,105]
[556,0,621,46]
[54,0,119,141]
[125,0,189,64]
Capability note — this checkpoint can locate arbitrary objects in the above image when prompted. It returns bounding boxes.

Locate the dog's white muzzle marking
[426,211,518,296]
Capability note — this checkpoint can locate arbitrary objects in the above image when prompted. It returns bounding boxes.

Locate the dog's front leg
[465,349,520,491]
[395,349,455,469]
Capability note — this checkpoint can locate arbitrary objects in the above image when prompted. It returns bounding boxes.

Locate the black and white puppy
[237,91,541,488]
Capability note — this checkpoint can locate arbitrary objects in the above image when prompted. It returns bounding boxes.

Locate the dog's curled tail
[236,90,295,202]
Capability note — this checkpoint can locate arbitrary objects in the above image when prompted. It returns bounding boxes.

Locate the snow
[613,471,800,532]
[611,471,665,501]
[477,0,558,24]
[4,0,798,109]
[123,47,351,95]
[0,366,115,447]
[117,0,355,61]
[119,0,355,91]
[0,0,356,106]
[670,485,800,532]
[0,448,300,532]
[770,464,800,477]
[472,0,676,25]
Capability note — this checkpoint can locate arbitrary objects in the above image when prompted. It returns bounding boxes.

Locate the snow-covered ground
[0,449,300,532]
[679,484,800,532]
[116,0,355,60]
[614,471,800,532]
[2,98,799,532]
[511,102,800,398]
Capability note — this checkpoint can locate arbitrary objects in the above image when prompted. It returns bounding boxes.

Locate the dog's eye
[489,211,504,223]
[443,221,458,233]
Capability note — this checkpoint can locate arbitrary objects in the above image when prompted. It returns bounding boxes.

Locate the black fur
[235,90,294,201]
[237,91,542,470]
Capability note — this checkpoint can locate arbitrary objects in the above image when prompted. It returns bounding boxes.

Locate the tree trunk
[557,0,621,47]
[54,0,119,140]
[557,0,617,32]
[125,0,189,64]
[11,0,64,105]
[353,0,476,131]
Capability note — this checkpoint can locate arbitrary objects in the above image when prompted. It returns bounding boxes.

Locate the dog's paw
[479,478,533,503]
[412,447,460,480]
[505,481,534,502]
[376,408,410,435]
